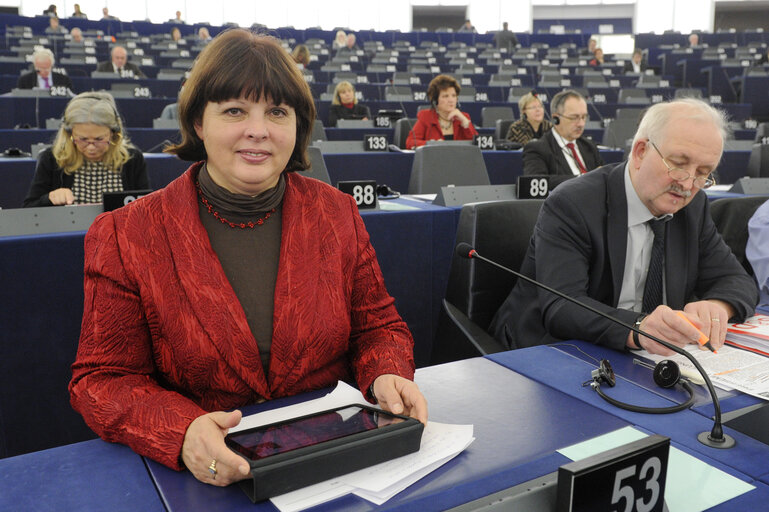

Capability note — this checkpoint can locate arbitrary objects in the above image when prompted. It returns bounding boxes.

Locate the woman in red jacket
[406,74,478,149]
[69,29,427,487]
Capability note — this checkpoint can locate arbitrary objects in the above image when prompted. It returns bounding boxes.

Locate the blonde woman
[24,92,148,207]
[507,92,552,145]
[328,80,370,126]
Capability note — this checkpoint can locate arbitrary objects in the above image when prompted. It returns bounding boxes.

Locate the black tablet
[225,404,424,502]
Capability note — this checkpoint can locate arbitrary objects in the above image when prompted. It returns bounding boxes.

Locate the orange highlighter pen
[675,311,716,353]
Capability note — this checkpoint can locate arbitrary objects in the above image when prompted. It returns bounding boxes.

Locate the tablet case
[229,404,424,502]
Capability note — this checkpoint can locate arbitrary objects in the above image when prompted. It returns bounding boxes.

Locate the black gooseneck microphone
[455,242,735,449]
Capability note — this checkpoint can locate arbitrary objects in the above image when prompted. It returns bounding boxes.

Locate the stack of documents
[643,344,769,400]
[230,382,474,512]
[726,314,769,356]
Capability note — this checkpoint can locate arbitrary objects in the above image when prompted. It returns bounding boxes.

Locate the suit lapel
[160,165,270,398]
[547,131,571,175]
[269,173,321,395]
[577,138,595,170]
[606,164,629,305]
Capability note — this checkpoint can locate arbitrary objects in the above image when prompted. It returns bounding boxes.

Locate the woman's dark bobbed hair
[165,29,316,173]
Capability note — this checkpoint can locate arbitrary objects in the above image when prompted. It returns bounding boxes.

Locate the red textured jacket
[406,108,478,149]
[69,163,415,470]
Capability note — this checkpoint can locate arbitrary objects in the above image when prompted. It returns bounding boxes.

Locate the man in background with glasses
[522,89,604,188]
[490,98,758,355]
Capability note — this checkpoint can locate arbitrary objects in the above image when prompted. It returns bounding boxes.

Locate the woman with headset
[506,92,553,145]
[23,92,148,207]
[327,80,370,127]
[406,74,477,149]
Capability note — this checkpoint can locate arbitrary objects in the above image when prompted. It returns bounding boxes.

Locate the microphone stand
[458,243,735,449]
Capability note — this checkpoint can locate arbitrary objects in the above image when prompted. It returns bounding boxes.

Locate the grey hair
[61,91,123,133]
[632,98,729,149]
[31,48,55,66]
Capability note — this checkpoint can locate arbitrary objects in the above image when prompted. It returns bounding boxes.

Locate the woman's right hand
[181,410,251,487]
[48,188,74,205]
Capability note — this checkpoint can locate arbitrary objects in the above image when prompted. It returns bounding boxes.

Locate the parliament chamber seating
[1,12,768,462]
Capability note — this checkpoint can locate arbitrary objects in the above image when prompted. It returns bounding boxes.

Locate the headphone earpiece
[552,115,560,125]
[522,112,527,121]
[591,359,615,387]
[653,360,681,388]
[587,358,694,414]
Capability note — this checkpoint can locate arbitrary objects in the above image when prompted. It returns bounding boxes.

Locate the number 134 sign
[557,435,670,512]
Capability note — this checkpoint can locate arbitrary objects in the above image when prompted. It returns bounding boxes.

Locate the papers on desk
[642,344,769,400]
[231,382,474,512]
[558,426,754,512]
[727,314,769,356]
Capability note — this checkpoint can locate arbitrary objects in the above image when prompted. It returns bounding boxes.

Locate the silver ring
[208,459,217,479]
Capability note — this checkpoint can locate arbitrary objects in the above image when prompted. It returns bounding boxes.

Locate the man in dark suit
[490,98,757,355]
[624,49,649,74]
[96,46,146,78]
[17,48,73,90]
[494,22,518,53]
[522,89,603,188]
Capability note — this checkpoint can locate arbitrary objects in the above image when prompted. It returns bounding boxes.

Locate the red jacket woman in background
[406,74,477,149]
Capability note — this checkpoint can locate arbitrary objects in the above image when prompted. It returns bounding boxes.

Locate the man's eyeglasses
[71,136,111,148]
[558,113,588,122]
[649,141,716,189]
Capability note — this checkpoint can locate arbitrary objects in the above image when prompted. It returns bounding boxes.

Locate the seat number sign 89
[337,181,377,209]
[556,434,670,512]
[516,176,550,199]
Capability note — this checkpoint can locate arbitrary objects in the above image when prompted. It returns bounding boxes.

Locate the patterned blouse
[506,119,553,145]
[72,160,123,204]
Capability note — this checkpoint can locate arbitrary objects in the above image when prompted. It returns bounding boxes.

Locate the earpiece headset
[586,358,695,414]
[64,93,124,141]
[550,89,585,126]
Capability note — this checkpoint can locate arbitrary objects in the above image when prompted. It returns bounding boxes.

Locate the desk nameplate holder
[0,204,103,237]
[557,434,670,512]
[446,435,670,512]
[433,185,517,207]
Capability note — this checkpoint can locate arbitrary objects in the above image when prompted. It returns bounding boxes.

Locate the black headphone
[587,359,695,414]
[552,115,560,125]
[65,93,124,137]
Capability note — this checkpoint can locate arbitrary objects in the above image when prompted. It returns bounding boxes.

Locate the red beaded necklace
[196,181,275,229]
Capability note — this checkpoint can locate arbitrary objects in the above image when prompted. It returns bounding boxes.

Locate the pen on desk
[675,311,717,353]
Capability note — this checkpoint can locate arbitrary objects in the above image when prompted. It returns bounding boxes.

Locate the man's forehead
[562,98,587,113]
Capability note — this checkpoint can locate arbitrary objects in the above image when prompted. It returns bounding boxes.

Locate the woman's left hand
[448,109,470,129]
[372,374,428,424]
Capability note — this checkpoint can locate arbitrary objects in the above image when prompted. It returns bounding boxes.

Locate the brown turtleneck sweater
[197,165,284,375]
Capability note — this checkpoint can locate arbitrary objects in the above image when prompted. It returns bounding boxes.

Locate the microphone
[456,242,736,449]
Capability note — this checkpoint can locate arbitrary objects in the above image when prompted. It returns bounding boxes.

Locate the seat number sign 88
[337,181,377,209]
[556,434,670,512]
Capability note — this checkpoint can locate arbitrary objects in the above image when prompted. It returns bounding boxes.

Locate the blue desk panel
[0,439,163,512]
[488,347,769,480]
[145,357,631,511]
